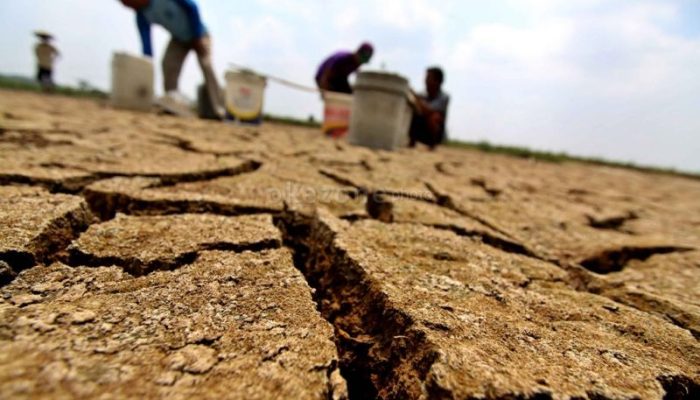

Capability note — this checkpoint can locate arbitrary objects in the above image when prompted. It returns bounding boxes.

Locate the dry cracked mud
[0,250,345,399]
[0,186,95,279]
[67,213,282,275]
[298,212,699,399]
[1,89,699,399]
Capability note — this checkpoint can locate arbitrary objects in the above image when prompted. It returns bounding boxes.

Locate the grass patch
[263,113,320,128]
[446,139,699,180]
[0,74,108,99]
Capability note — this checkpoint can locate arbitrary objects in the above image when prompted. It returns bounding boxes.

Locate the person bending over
[315,42,373,94]
[120,0,224,118]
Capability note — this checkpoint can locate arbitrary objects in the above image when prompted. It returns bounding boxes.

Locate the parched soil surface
[0,89,698,399]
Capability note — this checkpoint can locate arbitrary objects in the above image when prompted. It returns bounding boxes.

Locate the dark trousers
[163,35,223,116]
[409,113,445,148]
[317,77,352,94]
[37,67,53,85]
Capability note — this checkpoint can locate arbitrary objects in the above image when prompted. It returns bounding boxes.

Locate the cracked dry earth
[0,90,698,400]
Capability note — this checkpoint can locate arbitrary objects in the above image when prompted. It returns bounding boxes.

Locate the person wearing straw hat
[119,0,225,119]
[315,42,374,94]
[34,31,59,92]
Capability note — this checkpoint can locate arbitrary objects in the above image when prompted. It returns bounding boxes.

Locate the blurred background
[0,0,698,171]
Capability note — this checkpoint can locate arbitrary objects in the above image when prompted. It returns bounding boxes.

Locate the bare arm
[408,89,445,138]
[408,89,433,116]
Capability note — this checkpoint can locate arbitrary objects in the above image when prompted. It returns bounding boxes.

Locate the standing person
[34,31,59,92]
[315,42,374,94]
[408,67,450,149]
[119,0,224,118]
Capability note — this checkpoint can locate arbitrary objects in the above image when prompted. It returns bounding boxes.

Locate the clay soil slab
[429,184,694,268]
[68,213,282,275]
[0,186,94,277]
[0,125,257,191]
[318,151,439,201]
[0,144,96,190]
[307,212,699,399]
[0,249,346,399]
[84,161,363,219]
[594,250,700,339]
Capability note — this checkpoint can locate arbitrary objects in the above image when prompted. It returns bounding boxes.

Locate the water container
[225,69,267,123]
[111,52,154,112]
[348,71,412,150]
[322,92,353,138]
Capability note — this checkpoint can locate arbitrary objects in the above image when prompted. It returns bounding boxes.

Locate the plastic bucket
[111,52,154,112]
[225,69,267,123]
[348,71,412,150]
[322,92,353,138]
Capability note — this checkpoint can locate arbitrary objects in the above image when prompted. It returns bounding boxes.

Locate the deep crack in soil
[0,194,95,285]
[585,211,638,232]
[275,209,700,399]
[275,211,440,400]
[66,248,200,276]
[4,91,700,399]
[0,158,262,195]
[66,232,281,276]
[0,174,95,194]
[84,188,277,220]
[580,245,694,274]
[657,375,700,400]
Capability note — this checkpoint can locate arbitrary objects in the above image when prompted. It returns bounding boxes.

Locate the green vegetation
[0,74,108,99]
[446,139,700,179]
[263,113,320,128]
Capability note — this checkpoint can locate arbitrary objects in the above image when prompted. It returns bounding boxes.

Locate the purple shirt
[315,51,360,85]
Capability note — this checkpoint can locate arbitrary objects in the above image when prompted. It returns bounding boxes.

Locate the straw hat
[34,30,54,40]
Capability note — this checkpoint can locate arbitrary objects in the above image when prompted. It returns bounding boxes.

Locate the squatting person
[408,66,450,149]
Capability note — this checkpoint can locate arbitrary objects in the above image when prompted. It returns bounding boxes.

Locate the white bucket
[322,92,353,138]
[225,70,267,122]
[348,71,412,150]
[111,52,154,112]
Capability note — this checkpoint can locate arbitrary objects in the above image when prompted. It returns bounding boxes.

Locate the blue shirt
[136,0,207,57]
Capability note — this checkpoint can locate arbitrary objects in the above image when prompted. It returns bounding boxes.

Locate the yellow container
[224,69,267,122]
